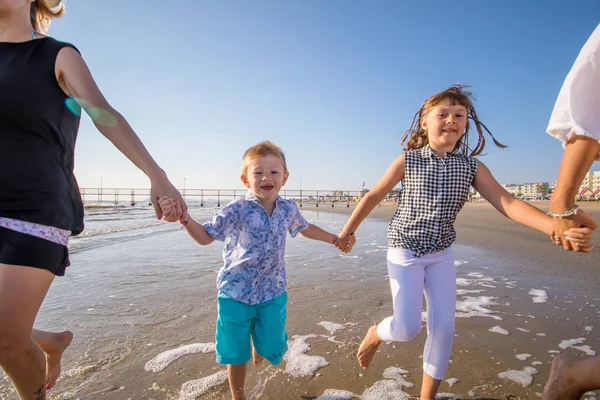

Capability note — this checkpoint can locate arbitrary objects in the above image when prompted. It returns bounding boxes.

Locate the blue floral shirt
[202,191,309,305]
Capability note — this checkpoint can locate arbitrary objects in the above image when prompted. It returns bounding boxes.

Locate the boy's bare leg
[31,329,73,389]
[357,325,382,369]
[252,345,264,366]
[420,372,442,400]
[227,363,246,400]
[543,354,600,400]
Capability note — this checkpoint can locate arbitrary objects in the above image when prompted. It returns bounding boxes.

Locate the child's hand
[550,209,597,251]
[550,209,596,252]
[335,233,356,253]
[158,196,178,222]
[562,226,595,252]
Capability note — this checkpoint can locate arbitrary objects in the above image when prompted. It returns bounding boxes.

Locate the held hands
[158,196,189,224]
[335,232,356,253]
[550,208,597,252]
[151,175,187,222]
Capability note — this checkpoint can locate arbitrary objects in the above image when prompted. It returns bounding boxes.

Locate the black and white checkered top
[388,145,479,257]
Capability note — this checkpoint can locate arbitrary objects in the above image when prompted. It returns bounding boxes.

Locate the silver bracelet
[547,205,579,218]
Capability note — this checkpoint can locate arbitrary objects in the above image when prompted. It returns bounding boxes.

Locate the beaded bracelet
[547,205,579,218]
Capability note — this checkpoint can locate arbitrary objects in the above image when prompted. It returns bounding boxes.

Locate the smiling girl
[334,85,596,400]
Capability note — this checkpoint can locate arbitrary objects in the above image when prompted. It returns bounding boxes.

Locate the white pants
[377,247,456,380]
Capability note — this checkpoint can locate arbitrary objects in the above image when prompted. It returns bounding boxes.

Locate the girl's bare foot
[252,346,264,366]
[357,325,382,369]
[542,354,585,400]
[41,331,73,390]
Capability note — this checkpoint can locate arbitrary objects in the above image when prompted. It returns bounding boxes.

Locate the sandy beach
[1,202,598,400]
[288,201,600,400]
[302,201,600,288]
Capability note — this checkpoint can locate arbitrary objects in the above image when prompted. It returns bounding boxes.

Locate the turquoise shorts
[216,291,288,365]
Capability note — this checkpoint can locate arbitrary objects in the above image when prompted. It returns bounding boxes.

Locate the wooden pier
[79,188,400,208]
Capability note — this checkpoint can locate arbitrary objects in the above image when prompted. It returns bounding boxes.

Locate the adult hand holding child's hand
[151,175,187,222]
[550,208,597,252]
[335,232,356,253]
[158,196,179,222]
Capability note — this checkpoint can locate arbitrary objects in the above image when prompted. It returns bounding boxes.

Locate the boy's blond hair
[241,141,288,177]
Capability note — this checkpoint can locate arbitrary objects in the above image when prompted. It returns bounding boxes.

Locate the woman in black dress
[0,1,186,397]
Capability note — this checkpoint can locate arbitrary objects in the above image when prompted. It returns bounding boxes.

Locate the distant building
[579,171,600,197]
[548,181,557,195]
[521,182,549,197]
[388,188,401,200]
[352,188,371,202]
[501,184,520,196]
[333,190,346,200]
[470,189,483,200]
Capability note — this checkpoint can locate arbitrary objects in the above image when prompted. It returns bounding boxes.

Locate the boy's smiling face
[241,155,289,205]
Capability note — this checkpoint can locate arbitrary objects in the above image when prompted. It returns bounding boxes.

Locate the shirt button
[267,250,271,253]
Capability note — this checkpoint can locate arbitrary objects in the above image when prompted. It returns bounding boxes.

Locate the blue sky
[50,1,600,191]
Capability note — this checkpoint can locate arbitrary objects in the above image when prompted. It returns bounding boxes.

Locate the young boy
[158,140,353,400]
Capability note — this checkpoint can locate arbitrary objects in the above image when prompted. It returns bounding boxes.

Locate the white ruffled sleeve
[546,24,600,160]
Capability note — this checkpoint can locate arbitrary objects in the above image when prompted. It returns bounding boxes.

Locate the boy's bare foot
[252,347,264,366]
[42,331,73,390]
[357,325,382,369]
[542,354,584,400]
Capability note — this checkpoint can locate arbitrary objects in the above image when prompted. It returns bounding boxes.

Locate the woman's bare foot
[40,331,73,390]
[252,346,264,366]
[543,354,585,400]
[357,325,382,369]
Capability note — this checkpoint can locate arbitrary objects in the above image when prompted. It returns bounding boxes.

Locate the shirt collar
[421,144,461,159]
[244,190,282,206]
[421,145,433,158]
[449,147,462,156]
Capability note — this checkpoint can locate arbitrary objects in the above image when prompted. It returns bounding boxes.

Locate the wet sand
[289,201,600,400]
[302,201,600,287]
[2,203,599,400]
[453,202,600,296]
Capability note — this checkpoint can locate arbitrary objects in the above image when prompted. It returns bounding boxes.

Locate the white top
[547,23,600,160]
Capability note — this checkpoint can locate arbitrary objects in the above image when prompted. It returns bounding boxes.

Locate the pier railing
[80,188,400,208]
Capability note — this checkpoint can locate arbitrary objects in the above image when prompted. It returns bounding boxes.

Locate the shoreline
[290,202,600,399]
[2,203,598,399]
[301,201,600,288]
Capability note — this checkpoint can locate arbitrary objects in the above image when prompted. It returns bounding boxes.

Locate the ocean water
[2,205,398,399]
[1,204,598,400]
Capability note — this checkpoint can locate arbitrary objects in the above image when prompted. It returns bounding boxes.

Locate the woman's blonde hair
[401,84,506,156]
[31,0,65,34]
